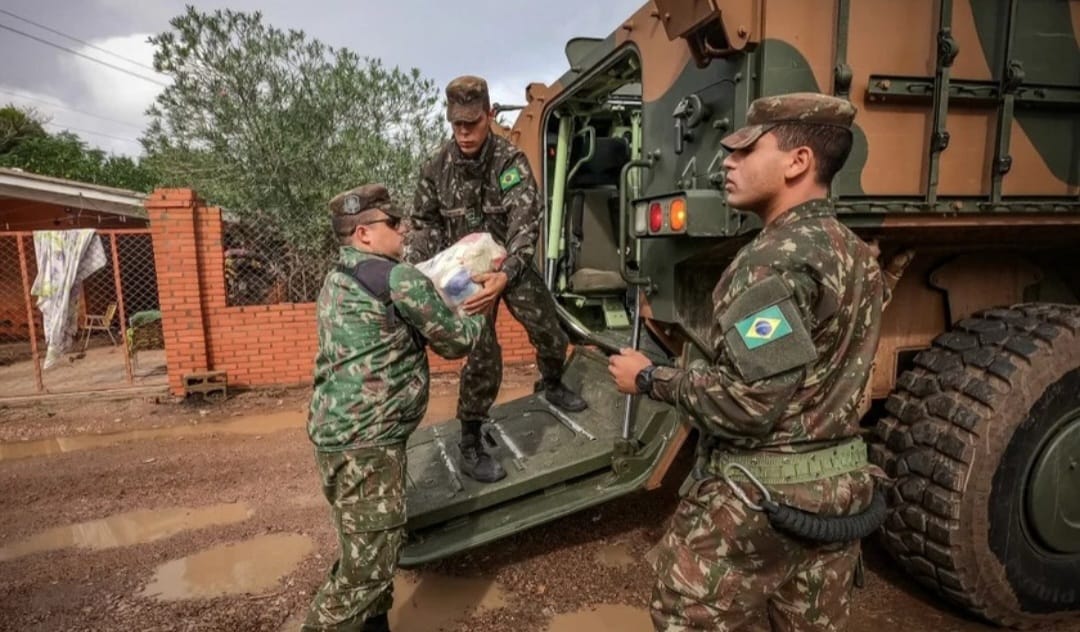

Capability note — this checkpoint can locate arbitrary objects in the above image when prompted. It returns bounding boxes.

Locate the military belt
[707,438,867,486]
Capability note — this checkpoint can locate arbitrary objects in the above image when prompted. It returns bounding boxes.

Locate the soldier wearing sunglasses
[302,184,484,632]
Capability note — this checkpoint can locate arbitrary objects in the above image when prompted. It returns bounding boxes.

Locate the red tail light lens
[649,202,663,232]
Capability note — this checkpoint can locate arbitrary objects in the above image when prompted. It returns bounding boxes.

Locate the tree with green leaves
[142,7,447,301]
[0,105,159,192]
[0,105,47,154]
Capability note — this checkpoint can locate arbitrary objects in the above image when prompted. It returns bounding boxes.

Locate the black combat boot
[458,422,506,483]
[542,378,587,412]
[361,612,390,632]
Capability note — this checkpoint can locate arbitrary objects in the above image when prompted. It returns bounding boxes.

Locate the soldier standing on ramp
[302,184,483,632]
[404,75,587,484]
[609,93,888,631]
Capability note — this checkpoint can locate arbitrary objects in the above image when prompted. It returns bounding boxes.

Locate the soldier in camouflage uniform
[404,75,587,483]
[302,184,484,632]
[609,93,887,631]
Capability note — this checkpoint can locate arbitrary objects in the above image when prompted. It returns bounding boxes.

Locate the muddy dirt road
[1,369,1076,631]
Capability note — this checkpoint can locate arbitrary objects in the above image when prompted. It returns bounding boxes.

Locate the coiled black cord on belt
[722,463,889,543]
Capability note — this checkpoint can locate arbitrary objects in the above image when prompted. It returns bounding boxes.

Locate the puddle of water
[275,572,508,631]
[0,386,536,462]
[546,604,653,632]
[389,572,508,632]
[141,533,313,600]
[0,411,302,461]
[0,503,252,562]
[595,543,636,570]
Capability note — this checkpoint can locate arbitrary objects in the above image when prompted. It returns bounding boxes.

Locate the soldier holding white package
[404,75,587,484]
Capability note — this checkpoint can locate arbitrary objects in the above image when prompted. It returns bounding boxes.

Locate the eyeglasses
[359,216,402,230]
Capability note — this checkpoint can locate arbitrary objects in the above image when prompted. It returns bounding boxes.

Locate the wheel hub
[1026,410,1080,554]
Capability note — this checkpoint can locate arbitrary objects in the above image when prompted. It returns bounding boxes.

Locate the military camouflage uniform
[642,94,886,631]
[404,76,571,424]
[303,185,483,631]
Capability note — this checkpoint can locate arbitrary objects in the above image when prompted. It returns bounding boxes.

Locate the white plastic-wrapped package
[415,232,507,313]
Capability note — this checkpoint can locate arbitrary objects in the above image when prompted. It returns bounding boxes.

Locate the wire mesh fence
[223,211,337,306]
[0,234,41,396]
[0,229,166,397]
[78,232,165,376]
[111,233,165,374]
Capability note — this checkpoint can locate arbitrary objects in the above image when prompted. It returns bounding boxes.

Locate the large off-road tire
[869,303,1080,629]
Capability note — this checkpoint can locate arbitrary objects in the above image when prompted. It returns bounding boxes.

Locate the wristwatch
[635,365,657,395]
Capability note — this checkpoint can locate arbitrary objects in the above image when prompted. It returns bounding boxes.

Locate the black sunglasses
[359,216,402,229]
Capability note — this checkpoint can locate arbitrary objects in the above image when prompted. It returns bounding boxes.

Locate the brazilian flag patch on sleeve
[499,166,522,191]
[735,305,792,349]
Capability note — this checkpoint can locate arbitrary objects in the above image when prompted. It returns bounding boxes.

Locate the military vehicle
[401,1,1079,628]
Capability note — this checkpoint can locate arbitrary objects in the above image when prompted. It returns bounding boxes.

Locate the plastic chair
[82,302,117,350]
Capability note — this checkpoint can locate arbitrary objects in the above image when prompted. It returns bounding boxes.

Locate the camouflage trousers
[302,444,407,632]
[458,265,568,421]
[647,470,876,631]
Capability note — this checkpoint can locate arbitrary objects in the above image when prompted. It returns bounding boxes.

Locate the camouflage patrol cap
[445,75,491,124]
[328,183,402,218]
[720,92,856,151]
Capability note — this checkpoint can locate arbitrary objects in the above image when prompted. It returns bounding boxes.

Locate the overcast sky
[0,0,644,157]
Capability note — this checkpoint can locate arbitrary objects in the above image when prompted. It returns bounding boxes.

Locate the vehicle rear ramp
[400,346,681,566]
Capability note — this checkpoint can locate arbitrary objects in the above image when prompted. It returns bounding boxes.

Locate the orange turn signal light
[669,198,687,231]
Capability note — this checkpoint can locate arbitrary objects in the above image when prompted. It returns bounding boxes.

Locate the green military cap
[328,183,402,218]
[445,75,491,124]
[720,92,857,151]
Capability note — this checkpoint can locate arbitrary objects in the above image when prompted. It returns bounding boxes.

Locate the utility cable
[0,88,144,130]
[0,8,161,73]
[0,22,169,88]
[43,121,142,145]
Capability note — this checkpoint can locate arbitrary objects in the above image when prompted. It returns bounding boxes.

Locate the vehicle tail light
[669,198,687,231]
[649,202,663,232]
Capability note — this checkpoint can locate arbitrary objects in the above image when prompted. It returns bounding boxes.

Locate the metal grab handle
[620,286,644,441]
[618,159,655,286]
[615,158,655,443]
[566,126,596,184]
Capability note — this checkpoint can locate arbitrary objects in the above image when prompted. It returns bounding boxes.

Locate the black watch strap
[636,365,657,394]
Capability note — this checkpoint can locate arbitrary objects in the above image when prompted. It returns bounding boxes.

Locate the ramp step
[430,424,464,493]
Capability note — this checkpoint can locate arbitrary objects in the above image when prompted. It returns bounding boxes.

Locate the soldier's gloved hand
[463,271,508,315]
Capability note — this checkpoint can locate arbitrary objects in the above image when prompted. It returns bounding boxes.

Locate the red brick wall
[147,188,536,396]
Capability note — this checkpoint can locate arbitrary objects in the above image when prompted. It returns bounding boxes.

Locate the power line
[0,8,161,74]
[0,22,169,88]
[0,88,144,130]
[44,121,142,146]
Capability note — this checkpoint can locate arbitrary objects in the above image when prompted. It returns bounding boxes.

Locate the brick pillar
[147,189,210,395]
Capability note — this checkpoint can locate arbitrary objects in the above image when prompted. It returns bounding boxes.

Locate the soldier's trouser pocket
[330,453,406,590]
[317,446,407,532]
[646,480,777,629]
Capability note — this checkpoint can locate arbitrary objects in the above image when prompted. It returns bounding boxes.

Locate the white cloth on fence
[414,232,507,314]
[30,229,107,369]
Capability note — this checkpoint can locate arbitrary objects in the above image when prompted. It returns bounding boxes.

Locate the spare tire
[869,303,1080,629]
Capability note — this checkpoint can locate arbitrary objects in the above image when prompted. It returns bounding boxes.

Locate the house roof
[0,168,148,220]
